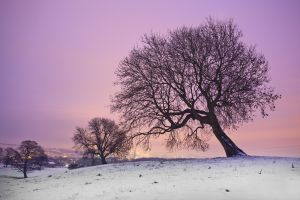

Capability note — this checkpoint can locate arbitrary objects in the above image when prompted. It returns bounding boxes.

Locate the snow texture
[0,156,300,200]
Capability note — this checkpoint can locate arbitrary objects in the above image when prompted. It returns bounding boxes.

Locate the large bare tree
[112,19,280,157]
[73,118,132,164]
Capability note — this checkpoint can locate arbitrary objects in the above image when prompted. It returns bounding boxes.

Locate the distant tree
[112,18,280,157]
[3,147,18,167]
[82,148,97,166]
[3,141,47,178]
[73,127,98,165]
[73,118,132,164]
[0,147,3,162]
[35,151,48,170]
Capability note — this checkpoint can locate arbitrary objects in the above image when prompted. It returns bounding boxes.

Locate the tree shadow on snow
[0,175,24,179]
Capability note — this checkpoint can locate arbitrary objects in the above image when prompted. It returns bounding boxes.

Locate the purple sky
[0,0,299,157]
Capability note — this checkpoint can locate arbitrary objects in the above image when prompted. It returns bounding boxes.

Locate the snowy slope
[0,156,300,200]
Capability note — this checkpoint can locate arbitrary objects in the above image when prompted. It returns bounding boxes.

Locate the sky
[0,0,299,158]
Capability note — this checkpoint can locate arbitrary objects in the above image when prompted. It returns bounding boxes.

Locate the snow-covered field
[0,156,299,200]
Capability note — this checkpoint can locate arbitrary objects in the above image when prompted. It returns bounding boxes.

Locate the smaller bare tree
[73,118,132,164]
[3,141,47,178]
[0,147,3,163]
[3,147,18,167]
[35,152,48,170]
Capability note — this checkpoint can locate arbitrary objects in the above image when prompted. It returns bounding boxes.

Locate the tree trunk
[23,160,28,178]
[23,171,28,178]
[91,154,95,166]
[100,155,107,164]
[210,115,247,157]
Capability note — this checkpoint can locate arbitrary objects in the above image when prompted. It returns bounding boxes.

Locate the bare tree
[73,127,97,165]
[3,141,47,178]
[35,151,48,170]
[3,147,18,167]
[112,18,280,157]
[0,147,3,163]
[73,118,132,164]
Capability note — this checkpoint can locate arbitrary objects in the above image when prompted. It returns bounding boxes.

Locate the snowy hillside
[0,156,300,200]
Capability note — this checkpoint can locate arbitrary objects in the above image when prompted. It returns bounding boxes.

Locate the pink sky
[0,0,299,157]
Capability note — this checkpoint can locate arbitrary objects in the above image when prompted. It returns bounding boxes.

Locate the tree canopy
[73,117,132,164]
[3,140,47,178]
[112,18,280,156]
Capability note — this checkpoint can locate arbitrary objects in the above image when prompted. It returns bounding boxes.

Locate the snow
[0,156,300,200]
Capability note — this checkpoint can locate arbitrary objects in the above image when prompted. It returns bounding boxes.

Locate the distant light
[65,164,69,168]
